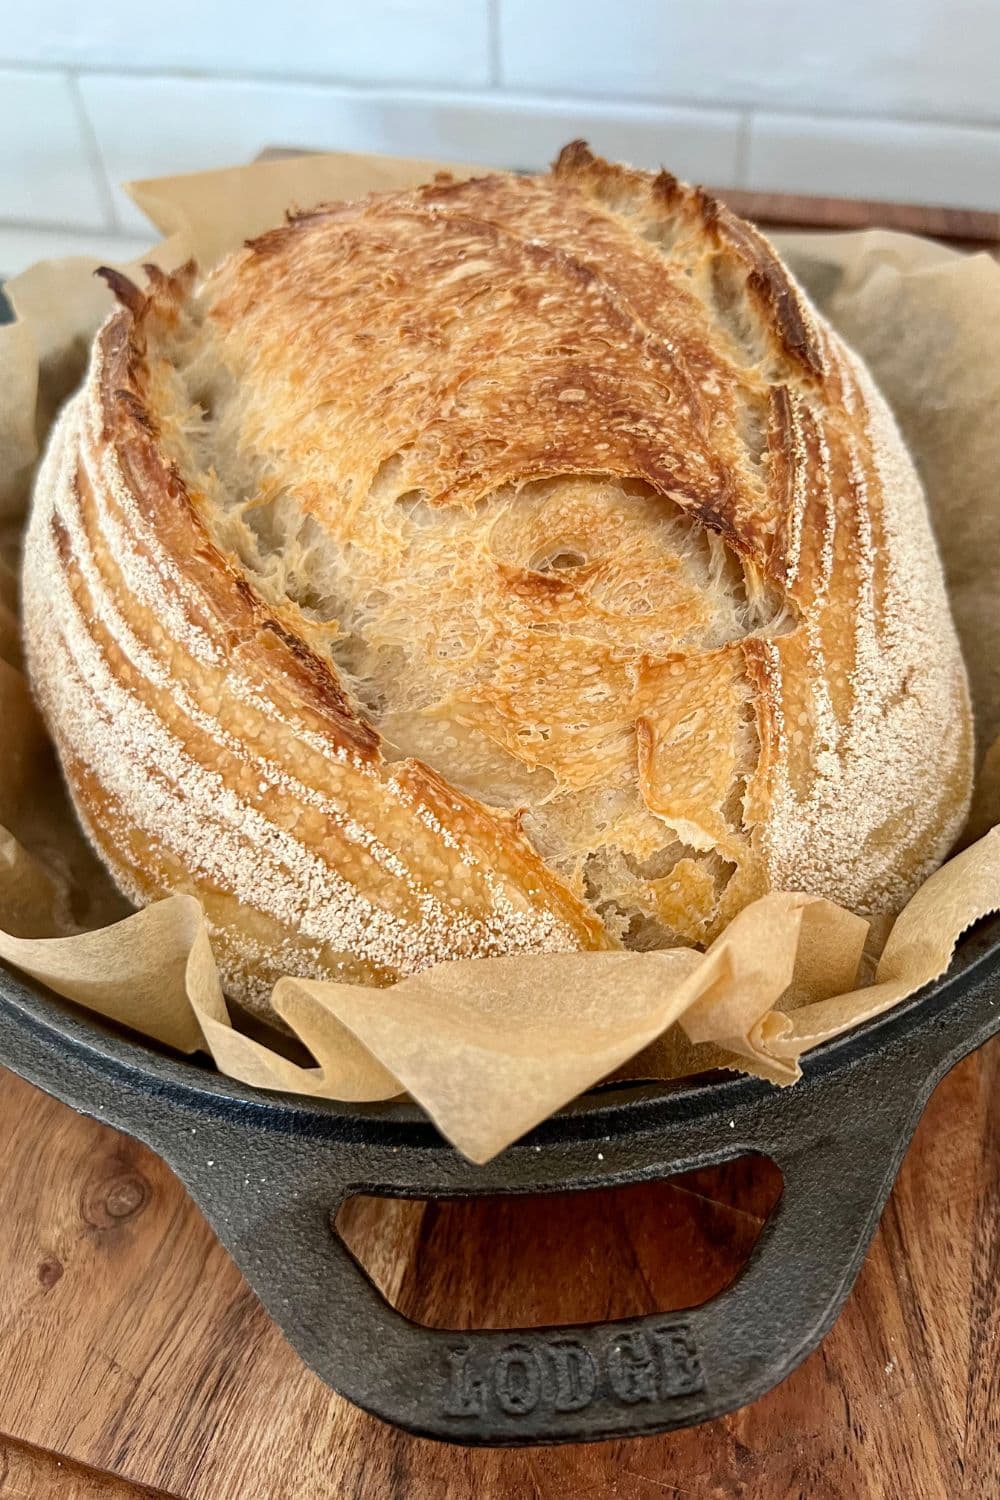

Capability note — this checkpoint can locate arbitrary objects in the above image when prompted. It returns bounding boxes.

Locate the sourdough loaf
[22,144,973,1015]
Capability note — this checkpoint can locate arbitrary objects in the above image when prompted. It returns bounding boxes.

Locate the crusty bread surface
[22,144,973,1015]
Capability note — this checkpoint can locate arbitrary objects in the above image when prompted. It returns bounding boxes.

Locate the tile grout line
[65,68,122,232]
[1,56,1000,134]
[488,0,502,87]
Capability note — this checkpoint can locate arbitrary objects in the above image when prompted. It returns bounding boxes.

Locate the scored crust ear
[95,267,147,318]
[96,260,199,317]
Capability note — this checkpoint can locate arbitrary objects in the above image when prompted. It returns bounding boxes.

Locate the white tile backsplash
[79,74,743,234]
[0,68,108,228]
[500,0,1000,124]
[0,0,491,87]
[748,113,1000,212]
[0,1,997,253]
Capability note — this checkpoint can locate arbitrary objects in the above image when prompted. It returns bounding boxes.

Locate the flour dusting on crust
[21,147,972,1014]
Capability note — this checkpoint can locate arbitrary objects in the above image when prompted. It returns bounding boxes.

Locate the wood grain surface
[0,1039,996,1500]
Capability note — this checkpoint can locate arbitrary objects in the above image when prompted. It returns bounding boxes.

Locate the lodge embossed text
[441,1324,704,1420]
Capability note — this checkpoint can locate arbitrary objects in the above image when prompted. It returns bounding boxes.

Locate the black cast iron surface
[0,918,997,1445]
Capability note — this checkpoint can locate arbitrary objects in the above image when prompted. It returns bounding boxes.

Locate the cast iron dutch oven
[0,913,997,1446]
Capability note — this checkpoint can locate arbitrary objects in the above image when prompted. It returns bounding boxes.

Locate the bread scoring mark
[23,351,598,1002]
[80,365,226,668]
[41,516,375,931]
[845,432,878,692]
[554,139,822,381]
[798,407,840,771]
[95,314,382,761]
[768,387,810,588]
[59,444,438,905]
[705,210,824,380]
[37,474,582,975]
[213,172,769,550]
[759,334,972,914]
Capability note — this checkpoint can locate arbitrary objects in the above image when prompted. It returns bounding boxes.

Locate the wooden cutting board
[1,190,998,1500]
[0,1038,997,1499]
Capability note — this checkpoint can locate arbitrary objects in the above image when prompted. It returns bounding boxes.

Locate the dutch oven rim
[2,910,998,1152]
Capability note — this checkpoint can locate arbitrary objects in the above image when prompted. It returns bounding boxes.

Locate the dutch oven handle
[159,949,1000,1444]
[0,948,996,1444]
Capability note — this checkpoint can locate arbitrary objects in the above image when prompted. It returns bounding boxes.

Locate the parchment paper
[1,150,998,1162]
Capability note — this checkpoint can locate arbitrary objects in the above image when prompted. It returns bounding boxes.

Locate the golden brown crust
[22,145,973,1013]
[554,140,823,377]
[96,306,384,762]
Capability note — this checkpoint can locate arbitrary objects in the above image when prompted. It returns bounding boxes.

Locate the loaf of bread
[23,144,973,1016]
